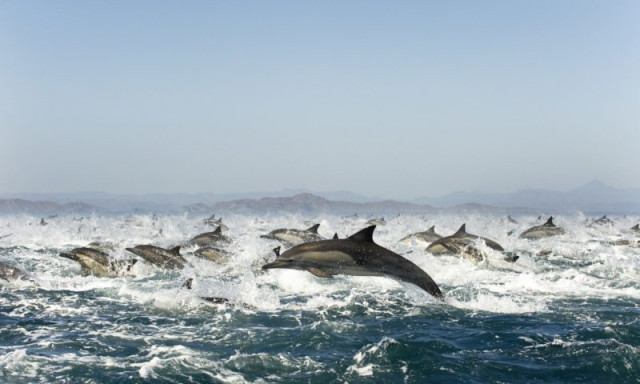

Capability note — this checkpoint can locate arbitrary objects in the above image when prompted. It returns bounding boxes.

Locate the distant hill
[2,181,638,214]
[415,180,640,214]
[0,199,100,214]
[214,193,437,214]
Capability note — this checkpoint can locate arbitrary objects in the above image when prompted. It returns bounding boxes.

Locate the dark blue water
[1,214,639,383]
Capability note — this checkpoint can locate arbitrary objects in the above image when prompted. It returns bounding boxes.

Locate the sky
[1,1,638,200]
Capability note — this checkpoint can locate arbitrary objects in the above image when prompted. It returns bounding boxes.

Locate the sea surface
[1,212,639,383]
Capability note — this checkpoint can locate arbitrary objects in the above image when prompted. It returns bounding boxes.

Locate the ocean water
[1,212,639,383]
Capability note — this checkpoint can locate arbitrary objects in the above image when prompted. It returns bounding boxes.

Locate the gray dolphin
[587,215,613,228]
[60,247,137,277]
[0,262,36,284]
[260,224,325,246]
[519,217,565,239]
[125,245,187,269]
[193,247,229,263]
[261,225,444,301]
[426,224,506,263]
[188,226,231,247]
[366,217,386,226]
[399,226,442,245]
[203,215,229,230]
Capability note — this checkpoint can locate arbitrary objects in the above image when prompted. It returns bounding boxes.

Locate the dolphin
[261,225,444,301]
[193,247,229,263]
[203,215,229,230]
[426,224,506,263]
[182,278,230,304]
[0,262,36,284]
[125,245,187,269]
[588,215,614,228]
[188,226,231,247]
[519,217,565,239]
[399,226,442,245]
[60,247,137,277]
[630,224,640,234]
[366,217,386,226]
[260,224,325,246]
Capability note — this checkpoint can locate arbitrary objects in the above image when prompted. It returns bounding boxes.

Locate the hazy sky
[1,1,638,199]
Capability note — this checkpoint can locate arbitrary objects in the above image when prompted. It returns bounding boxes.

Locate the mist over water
[1,212,639,383]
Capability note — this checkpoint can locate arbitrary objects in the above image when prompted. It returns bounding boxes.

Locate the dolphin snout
[261,259,287,270]
[59,252,77,261]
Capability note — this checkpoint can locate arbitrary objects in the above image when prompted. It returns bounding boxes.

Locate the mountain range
[1,180,639,214]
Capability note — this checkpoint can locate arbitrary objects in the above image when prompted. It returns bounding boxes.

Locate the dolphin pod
[262,225,444,301]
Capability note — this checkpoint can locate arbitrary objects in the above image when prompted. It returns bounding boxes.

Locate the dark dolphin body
[0,261,35,284]
[60,247,137,277]
[260,224,325,247]
[519,217,565,239]
[126,245,187,269]
[188,226,231,247]
[262,225,444,301]
[399,226,442,245]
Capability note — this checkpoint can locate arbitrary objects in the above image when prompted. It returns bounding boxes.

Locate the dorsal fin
[453,224,466,236]
[545,217,554,226]
[348,225,376,243]
[273,246,280,257]
[306,224,320,234]
[600,215,606,220]
[333,233,339,239]
[214,226,222,234]
[169,246,181,256]
[632,224,639,230]
[427,225,435,232]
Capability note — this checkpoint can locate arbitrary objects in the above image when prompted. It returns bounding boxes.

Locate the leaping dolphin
[188,226,231,247]
[399,226,442,245]
[0,262,36,284]
[260,224,325,246]
[60,247,137,277]
[126,245,187,269]
[587,215,613,228]
[519,217,565,239]
[426,224,507,263]
[366,217,386,226]
[203,215,229,230]
[261,225,444,301]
